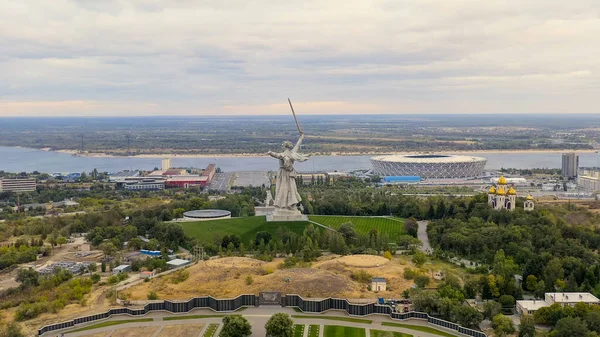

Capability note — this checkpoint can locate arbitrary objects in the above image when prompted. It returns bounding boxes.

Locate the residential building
[0,178,36,192]
[562,153,579,178]
[161,158,172,171]
[516,292,600,315]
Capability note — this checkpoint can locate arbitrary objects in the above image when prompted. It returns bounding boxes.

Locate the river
[0,146,598,173]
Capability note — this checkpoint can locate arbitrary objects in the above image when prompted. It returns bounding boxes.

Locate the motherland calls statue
[266,99,310,221]
[268,133,309,209]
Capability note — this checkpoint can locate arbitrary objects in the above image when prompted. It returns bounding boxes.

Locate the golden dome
[526,194,533,200]
[498,175,507,185]
[496,186,506,195]
[488,186,496,194]
[507,187,517,195]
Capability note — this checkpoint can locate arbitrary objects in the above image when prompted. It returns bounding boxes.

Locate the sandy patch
[156,324,204,337]
[79,332,110,337]
[336,255,390,268]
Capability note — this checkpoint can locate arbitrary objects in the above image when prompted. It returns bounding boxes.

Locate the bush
[414,275,430,288]
[170,270,190,284]
[403,267,418,280]
[351,270,372,284]
[245,275,254,285]
[279,256,299,269]
[107,275,119,285]
[383,251,393,260]
[90,273,101,283]
[147,291,158,300]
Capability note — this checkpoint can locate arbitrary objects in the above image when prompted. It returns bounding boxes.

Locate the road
[209,172,233,191]
[417,221,433,255]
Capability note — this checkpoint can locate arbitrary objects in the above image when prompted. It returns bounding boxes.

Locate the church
[488,175,534,211]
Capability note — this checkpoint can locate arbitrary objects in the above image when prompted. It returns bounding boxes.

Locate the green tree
[586,311,600,334]
[412,251,427,267]
[535,280,546,299]
[519,314,537,337]
[492,314,515,337]
[526,275,538,291]
[482,301,502,321]
[338,223,357,244]
[265,313,294,337]
[451,305,483,329]
[16,268,39,288]
[221,315,252,337]
[550,317,592,337]
[99,242,118,258]
[414,275,430,288]
[56,236,67,247]
[101,261,106,273]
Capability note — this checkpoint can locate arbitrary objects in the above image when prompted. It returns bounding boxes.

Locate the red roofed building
[165,175,208,188]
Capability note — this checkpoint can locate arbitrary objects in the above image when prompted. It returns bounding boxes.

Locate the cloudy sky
[1,0,599,116]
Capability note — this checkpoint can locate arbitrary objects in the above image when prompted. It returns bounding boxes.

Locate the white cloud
[0,0,599,116]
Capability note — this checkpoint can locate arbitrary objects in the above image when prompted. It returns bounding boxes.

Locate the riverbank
[52,148,598,159]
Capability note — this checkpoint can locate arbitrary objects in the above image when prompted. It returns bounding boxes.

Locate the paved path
[417,220,433,254]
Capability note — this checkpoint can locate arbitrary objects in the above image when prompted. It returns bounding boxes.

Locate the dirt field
[157,324,205,337]
[124,254,444,301]
[112,326,159,337]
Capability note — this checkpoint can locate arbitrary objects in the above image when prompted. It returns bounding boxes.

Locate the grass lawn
[179,216,309,244]
[381,322,457,337]
[323,325,366,337]
[163,314,225,321]
[292,315,371,324]
[66,318,153,333]
[203,323,220,337]
[293,324,305,337]
[308,325,320,337]
[370,329,413,337]
[309,216,405,241]
[293,307,303,313]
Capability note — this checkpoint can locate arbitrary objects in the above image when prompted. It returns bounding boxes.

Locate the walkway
[417,221,432,254]
[56,307,465,337]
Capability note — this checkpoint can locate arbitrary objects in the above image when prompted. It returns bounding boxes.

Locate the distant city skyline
[1,1,598,116]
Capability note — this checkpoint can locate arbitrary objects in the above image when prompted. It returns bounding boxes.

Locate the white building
[167,259,190,269]
[161,158,172,171]
[112,265,131,274]
[516,292,600,315]
[371,277,387,292]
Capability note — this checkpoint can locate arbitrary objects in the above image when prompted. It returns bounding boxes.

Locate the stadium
[371,154,487,179]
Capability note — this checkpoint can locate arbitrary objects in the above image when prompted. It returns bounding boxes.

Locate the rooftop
[167,259,190,266]
[547,292,600,303]
[113,265,130,271]
[516,300,550,311]
[372,277,386,282]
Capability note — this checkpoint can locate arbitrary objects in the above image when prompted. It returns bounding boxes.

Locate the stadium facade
[371,154,487,179]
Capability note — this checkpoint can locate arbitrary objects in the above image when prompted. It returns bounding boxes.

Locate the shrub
[351,270,372,284]
[403,267,418,280]
[245,275,254,285]
[171,270,190,284]
[90,273,101,283]
[147,291,158,300]
[414,275,430,288]
[383,251,393,260]
[279,256,299,268]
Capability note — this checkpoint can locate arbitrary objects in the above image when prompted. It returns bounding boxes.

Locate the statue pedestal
[266,208,308,222]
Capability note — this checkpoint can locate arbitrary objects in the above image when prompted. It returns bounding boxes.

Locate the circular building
[371,154,487,179]
[183,209,232,221]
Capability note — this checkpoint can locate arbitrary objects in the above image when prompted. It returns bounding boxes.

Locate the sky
[1,0,599,116]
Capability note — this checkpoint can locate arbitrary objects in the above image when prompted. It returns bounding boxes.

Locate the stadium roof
[372,154,487,163]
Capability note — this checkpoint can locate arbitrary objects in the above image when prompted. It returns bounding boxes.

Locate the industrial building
[108,170,141,183]
[371,154,487,179]
[166,259,190,269]
[0,178,36,192]
[562,152,579,178]
[124,179,165,191]
[165,175,209,188]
